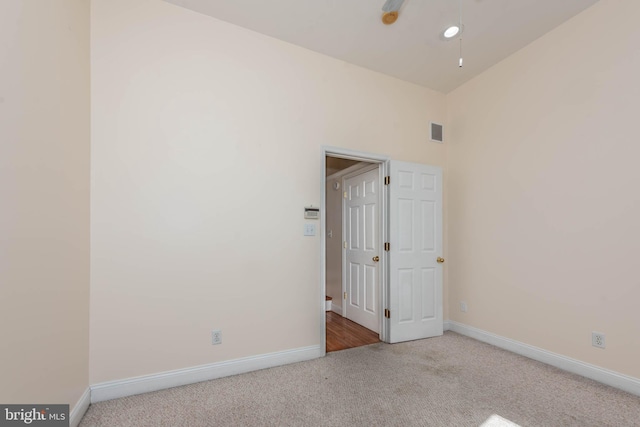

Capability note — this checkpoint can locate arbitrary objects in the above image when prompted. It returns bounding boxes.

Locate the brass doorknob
[372,256,380,262]
[437,257,445,263]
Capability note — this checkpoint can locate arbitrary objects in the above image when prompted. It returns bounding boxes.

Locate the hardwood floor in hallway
[326,310,380,352]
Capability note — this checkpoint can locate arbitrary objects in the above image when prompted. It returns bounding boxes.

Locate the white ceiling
[164,0,599,93]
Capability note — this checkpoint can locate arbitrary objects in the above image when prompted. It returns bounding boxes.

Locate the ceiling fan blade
[382,0,405,12]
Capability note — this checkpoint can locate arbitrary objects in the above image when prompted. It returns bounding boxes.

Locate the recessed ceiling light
[440,25,464,41]
[443,25,460,39]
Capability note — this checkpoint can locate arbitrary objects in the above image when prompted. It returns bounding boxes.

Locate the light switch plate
[304,224,316,236]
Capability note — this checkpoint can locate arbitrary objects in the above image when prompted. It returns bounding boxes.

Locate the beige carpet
[80,332,640,426]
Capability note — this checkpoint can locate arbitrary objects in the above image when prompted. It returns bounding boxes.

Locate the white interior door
[387,160,443,343]
[343,167,380,333]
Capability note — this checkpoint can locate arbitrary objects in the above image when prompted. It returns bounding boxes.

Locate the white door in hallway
[343,167,380,333]
[387,161,443,343]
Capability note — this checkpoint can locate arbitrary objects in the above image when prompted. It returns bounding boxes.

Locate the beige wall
[90,0,446,384]
[0,0,90,408]
[447,0,640,378]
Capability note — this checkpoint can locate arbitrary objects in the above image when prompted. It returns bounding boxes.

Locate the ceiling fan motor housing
[382,11,398,25]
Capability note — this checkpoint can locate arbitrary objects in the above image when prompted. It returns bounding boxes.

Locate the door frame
[321,147,390,355]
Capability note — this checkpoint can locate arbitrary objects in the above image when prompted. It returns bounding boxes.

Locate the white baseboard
[447,320,640,397]
[90,345,322,403]
[443,320,451,331]
[331,302,342,315]
[69,387,91,427]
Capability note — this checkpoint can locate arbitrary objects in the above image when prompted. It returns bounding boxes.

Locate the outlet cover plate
[592,331,605,349]
[212,330,222,345]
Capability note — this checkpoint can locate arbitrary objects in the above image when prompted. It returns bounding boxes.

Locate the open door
[387,160,443,343]
[343,166,381,333]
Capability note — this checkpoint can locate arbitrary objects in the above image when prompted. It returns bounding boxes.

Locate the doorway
[321,147,445,355]
[324,152,386,353]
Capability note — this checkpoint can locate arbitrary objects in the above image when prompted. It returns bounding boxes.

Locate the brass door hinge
[384,176,390,185]
[384,242,390,251]
[343,191,347,199]
[384,309,391,319]
[344,292,347,300]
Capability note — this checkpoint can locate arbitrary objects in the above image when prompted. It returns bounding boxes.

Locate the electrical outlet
[212,330,222,345]
[460,301,468,313]
[592,331,605,349]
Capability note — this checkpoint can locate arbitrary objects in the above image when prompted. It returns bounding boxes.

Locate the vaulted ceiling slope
[164,0,599,93]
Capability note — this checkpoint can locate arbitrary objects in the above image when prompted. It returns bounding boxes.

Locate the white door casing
[387,160,443,343]
[343,166,381,333]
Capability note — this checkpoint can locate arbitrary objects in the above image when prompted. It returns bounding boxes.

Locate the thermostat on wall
[304,206,320,219]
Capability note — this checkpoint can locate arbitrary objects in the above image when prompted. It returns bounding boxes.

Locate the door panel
[421,268,436,319]
[421,201,435,250]
[398,199,413,251]
[388,161,443,343]
[398,269,414,323]
[344,167,380,333]
[364,203,376,250]
[349,262,359,307]
[364,264,376,313]
[349,207,360,249]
